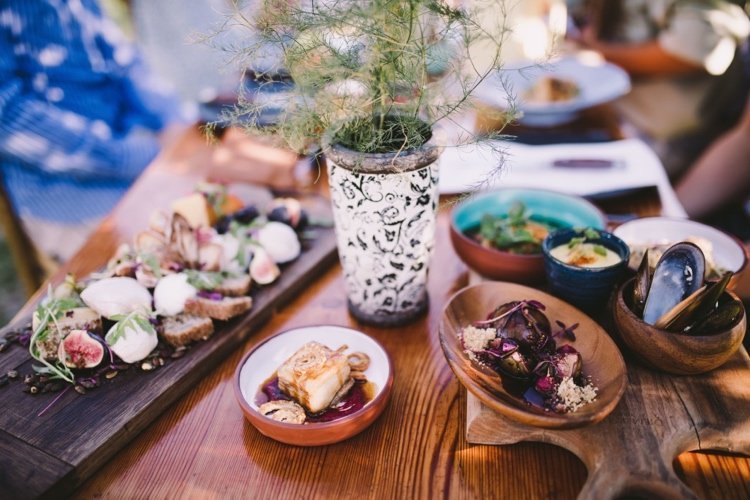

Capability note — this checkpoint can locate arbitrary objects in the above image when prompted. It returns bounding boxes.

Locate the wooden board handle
[578,455,696,500]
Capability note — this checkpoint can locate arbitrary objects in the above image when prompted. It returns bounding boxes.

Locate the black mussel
[643,242,705,325]
[689,295,744,335]
[656,271,732,332]
[234,205,260,225]
[632,250,652,317]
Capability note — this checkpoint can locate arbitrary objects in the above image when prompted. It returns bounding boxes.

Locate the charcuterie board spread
[0,184,338,498]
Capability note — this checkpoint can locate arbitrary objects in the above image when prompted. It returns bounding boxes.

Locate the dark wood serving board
[464,274,750,500]
[0,226,338,499]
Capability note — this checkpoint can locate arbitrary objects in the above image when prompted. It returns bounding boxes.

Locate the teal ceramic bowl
[450,188,606,283]
[542,228,630,310]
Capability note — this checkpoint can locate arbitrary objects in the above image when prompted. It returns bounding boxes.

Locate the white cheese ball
[106,321,158,364]
[80,277,152,319]
[257,222,301,264]
[154,273,197,316]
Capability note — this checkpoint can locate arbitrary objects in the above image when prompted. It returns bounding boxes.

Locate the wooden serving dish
[613,278,746,375]
[440,282,627,429]
[0,215,339,498]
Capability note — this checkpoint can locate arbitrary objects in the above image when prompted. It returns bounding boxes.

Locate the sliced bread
[184,296,253,321]
[160,314,215,347]
[215,274,252,297]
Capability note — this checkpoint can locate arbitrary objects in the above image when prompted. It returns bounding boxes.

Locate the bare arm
[676,100,750,218]
[581,38,703,77]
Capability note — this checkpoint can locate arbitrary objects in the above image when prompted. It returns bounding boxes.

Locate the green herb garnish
[138,252,163,279]
[593,245,608,257]
[106,312,155,346]
[184,270,239,290]
[28,286,81,385]
[478,202,555,254]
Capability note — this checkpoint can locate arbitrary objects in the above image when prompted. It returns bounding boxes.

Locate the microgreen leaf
[583,228,601,240]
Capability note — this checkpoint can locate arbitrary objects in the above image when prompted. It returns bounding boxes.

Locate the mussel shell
[689,295,744,335]
[656,271,733,332]
[642,242,705,325]
[631,250,652,317]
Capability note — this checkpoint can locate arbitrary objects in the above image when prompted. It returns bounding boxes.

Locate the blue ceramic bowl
[542,228,630,310]
[450,188,606,283]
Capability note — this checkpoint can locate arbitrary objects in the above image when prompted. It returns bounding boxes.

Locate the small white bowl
[234,325,393,446]
[613,217,747,281]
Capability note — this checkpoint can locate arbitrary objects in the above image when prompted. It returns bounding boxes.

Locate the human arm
[574,1,749,77]
[578,36,702,77]
[676,99,750,218]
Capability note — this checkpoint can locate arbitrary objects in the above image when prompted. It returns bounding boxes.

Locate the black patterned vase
[325,140,440,327]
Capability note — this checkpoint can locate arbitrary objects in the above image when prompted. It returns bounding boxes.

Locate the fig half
[58,330,104,369]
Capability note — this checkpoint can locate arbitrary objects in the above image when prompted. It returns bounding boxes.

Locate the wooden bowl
[234,325,394,446]
[613,278,746,375]
[438,281,627,429]
[450,188,606,284]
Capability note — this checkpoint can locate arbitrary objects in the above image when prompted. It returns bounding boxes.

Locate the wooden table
[9,128,750,499]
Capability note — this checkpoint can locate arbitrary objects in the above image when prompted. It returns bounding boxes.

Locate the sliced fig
[257,222,301,264]
[250,248,281,285]
[58,330,104,369]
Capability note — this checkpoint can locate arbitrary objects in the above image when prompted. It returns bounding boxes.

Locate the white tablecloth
[437,138,686,217]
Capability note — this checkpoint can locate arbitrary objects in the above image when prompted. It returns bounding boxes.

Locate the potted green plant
[219,0,512,326]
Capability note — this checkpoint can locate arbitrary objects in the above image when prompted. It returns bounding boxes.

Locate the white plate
[475,54,631,127]
[237,325,391,413]
[613,217,747,273]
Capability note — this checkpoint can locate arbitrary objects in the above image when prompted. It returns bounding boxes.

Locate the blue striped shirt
[0,0,184,223]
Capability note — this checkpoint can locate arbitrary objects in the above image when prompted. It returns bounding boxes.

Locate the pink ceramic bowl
[234,325,394,446]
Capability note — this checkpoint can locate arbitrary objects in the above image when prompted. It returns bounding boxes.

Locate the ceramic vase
[325,140,440,326]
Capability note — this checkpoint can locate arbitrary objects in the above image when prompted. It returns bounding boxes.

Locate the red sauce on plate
[256,376,376,423]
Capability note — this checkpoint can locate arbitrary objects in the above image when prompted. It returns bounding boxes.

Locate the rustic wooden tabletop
[6,127,750,499]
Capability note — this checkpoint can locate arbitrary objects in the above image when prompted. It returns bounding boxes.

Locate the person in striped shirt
[0,0,188,261]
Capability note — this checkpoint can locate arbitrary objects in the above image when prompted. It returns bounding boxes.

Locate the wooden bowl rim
[615,277,747,340]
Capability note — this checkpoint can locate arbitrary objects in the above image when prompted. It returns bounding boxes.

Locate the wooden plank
[0,430,75,499]
[0,227,338,495]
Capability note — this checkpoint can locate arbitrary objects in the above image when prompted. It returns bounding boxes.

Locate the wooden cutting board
[464,272,750,499]
[0,227,338,499]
